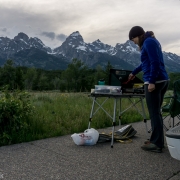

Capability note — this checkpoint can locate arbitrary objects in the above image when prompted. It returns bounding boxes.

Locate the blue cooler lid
[166,126,180,139]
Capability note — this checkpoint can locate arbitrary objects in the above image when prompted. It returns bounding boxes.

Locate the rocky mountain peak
[92,39,103,44]
[31,37,45,46]
[94,39,102,43]
[90,39,113,54]
[116,40,139,53]
[92,39,103,46]
[0,31,180,72]
[69,31,81,37]
[14,32,29,42]
[0,37,11,45]
[67,31,84,43]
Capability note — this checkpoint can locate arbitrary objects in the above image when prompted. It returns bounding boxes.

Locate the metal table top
[89,93,145,98]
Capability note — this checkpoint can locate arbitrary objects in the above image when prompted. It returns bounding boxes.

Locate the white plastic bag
[71,128,99,146]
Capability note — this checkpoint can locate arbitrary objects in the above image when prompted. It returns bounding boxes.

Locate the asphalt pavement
[0,118,180,180]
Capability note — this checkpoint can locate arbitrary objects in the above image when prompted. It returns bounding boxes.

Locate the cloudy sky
[0,0,180,55]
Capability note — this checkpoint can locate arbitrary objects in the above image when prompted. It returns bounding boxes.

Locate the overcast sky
[0,0,180,55]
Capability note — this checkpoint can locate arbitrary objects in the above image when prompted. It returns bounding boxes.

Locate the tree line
[0,59,179,92]
[0,59,112,92]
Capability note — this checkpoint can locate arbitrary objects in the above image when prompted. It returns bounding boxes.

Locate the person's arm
[129,64,142,80]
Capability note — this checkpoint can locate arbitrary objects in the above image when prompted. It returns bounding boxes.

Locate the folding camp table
[88,93,149,148]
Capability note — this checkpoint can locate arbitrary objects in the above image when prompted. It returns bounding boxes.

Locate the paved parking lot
[0,119,180,180]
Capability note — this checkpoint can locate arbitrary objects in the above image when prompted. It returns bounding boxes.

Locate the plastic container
[98,80,105,85]
[166,126,180,160]
[94,85,121,94]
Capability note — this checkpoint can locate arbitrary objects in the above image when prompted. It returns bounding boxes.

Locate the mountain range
[0,31,180,72]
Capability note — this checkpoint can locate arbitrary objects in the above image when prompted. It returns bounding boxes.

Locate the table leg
[111,98,117,148]
[88,97,95,129]
[140,97,149,138]
[119,98,122,127]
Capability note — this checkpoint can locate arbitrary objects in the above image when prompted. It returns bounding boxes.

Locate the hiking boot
[141,143,162,153]
[144,140,165,148]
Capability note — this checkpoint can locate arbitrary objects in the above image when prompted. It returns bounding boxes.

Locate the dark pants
[145,81,169,148]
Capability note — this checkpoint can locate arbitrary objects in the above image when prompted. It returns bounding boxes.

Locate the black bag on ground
[98,124,137,143]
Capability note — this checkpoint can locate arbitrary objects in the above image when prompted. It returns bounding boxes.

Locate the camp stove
[109,68,145,94]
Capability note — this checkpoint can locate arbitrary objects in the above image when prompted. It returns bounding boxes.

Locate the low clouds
[41,32,67,42]
[0,28,7,32]
[41,32,56,40]
[56,34,67,41]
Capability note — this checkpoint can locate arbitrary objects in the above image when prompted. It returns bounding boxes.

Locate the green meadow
[28,92,148,140]
[0,91,154,146]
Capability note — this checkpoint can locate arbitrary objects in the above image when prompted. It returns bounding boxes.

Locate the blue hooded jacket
[132,32,169,84]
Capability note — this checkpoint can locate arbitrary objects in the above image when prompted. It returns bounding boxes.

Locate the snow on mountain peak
[76,45,87,52]
[34,37,44,44]
[126,41,138,52]
[66,31,84,43]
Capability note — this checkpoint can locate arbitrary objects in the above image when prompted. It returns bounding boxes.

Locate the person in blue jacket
[128,26,169,153]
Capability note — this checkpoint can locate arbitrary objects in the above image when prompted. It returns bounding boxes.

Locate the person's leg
[159,81,169,107]
[158,81,169,146]
[145,81,168,149]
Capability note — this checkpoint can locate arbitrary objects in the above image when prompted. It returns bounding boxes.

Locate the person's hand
[128,73,135,80]
[148,84,155,92]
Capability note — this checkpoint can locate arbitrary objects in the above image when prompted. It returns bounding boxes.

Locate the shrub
[0,89,34,146]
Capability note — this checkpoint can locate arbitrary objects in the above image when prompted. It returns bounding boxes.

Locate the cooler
[166,125,180,160]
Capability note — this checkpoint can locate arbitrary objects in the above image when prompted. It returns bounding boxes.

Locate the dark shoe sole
[141,147,162,153]
[141,143,162,153]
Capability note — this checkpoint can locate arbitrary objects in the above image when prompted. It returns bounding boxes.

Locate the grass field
[2,90,173,146]
[0,92,155,146]
[25,92,149,142]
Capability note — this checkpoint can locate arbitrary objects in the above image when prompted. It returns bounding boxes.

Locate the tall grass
[0,91,150,145]
[24,92,148,142]
[0,89,172,146]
